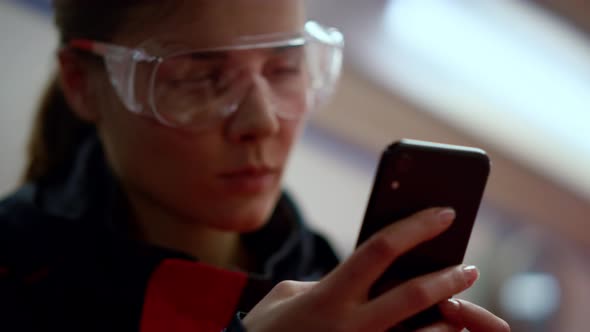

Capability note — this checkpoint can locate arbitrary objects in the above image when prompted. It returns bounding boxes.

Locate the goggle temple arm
[68,39,146,114]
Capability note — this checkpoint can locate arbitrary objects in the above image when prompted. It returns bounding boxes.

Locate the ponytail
[23,1,162,184]
[22,75,93,183]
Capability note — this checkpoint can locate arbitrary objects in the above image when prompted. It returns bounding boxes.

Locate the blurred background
[0,0,588,331]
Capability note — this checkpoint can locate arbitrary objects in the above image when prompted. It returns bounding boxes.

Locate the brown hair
[22,1,149,183]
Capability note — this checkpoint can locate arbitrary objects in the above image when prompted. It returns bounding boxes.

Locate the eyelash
[165,58,303,88]
[266,60,303,77]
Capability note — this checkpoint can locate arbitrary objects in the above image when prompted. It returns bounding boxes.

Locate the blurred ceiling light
[499,272,561,321]
[376,0,590,198]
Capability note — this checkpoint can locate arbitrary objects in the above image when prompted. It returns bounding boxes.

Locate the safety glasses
[68,21,344,131]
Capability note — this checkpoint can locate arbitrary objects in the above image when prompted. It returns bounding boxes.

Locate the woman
[0,1,509,331]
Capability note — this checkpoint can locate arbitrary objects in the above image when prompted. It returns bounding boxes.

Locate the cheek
[96,97,221,204]
[101,114,220,192]
[94,77,215,176]
[96,90,306,230]
[102,120,246,228]
[278,117,306,158]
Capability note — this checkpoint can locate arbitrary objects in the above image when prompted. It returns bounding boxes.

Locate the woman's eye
[267,63,303,78]
[266,49,305,79]
[169,77,210,89]
[277,66,301,74]
[169,70,221,87]
[179,81,209,90]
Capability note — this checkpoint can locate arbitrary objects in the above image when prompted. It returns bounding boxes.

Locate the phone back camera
[395,153,413,174]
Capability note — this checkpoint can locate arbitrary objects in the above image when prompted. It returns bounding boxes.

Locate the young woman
[0,1,509,331]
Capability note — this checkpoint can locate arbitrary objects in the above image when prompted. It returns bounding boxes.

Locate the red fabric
[140,259,248,332]
[69,39,94,51]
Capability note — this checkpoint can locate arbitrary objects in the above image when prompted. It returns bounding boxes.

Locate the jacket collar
[35,134,308,278]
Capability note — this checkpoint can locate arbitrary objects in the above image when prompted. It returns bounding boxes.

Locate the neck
[125,189,250,271]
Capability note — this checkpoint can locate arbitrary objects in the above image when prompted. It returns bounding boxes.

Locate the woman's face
[91,0,308,232]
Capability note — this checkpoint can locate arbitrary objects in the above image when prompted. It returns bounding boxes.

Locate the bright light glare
[499,273,561,321]
[380,0,590,197]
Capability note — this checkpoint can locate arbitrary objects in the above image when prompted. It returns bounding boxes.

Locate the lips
[219,166,278,194]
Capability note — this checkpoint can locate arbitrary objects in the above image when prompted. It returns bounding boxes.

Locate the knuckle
[406,282,434,308]
[274,280,301,297]
[366,235,400,260]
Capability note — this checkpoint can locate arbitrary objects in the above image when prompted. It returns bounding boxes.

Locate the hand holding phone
[356,139,490,331]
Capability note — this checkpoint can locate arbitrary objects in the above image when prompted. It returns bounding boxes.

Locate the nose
[225,74,280,143]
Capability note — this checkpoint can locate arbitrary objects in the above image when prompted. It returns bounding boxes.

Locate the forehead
[116,0,306,48]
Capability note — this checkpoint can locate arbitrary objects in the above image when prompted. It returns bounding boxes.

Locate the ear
[57,50,100,123]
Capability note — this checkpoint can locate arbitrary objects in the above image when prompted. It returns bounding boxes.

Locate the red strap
[141,259,248,332]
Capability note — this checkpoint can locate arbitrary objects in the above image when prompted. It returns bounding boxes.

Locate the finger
[439,299,510,332]
[359,264,479,330]
[321,207,455,297]
[415,321,463,332]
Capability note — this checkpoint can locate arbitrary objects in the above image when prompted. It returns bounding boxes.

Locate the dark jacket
[0,136,339,331]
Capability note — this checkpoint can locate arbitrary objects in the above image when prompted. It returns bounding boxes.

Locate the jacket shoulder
[281,192,341,277]
[0,184,64,269]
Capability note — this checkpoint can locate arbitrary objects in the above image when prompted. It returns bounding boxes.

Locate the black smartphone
[355,139,490,331]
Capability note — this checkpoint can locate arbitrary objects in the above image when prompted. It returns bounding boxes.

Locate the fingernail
[462,265,480,286]
[438,208,456,225]
[442,298,461,312]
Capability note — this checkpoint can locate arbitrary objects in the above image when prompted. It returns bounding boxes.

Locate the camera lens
[395,153,413,173]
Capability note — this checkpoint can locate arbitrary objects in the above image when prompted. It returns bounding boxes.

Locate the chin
[212,190,282,233]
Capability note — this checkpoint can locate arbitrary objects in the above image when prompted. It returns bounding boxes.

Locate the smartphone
[355,139,490,331]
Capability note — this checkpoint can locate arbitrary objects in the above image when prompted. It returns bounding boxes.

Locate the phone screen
[356,139,490,330]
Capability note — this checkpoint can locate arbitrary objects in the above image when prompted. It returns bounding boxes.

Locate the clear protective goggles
[69,21,344,131]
